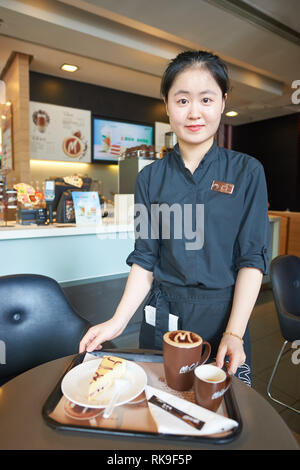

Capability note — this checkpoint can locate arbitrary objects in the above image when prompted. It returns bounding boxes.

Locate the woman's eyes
[178,98,188,105]
[177,97,212,105]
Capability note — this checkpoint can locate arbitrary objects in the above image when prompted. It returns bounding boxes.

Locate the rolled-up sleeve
[234,163,271,275]
[126,169,159,272]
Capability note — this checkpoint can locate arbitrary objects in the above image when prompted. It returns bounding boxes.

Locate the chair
[0,274,111,386]
[267,255,300,414]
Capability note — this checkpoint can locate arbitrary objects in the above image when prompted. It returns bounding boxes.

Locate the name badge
[211,180,234,195]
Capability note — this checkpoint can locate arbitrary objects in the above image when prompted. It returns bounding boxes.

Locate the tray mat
[46,355,235,440]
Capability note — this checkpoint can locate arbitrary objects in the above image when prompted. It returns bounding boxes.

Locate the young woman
[79,51,270,385]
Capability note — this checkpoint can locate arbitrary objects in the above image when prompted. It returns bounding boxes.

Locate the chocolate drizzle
[90,356,124,383]
[107,357,123,365]
[168,331,200,344]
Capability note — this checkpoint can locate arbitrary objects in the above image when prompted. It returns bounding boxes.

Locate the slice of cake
[88,355,126,401]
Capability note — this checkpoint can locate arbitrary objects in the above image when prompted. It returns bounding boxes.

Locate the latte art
[174,331,195,344]
[164,330,202,348]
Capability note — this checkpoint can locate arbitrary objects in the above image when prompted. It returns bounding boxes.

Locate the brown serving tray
[42,349,243,445]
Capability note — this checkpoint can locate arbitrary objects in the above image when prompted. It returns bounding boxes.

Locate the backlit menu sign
[30,101,91,162]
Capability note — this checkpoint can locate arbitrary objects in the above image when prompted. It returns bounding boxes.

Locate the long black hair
[161,50,230,101]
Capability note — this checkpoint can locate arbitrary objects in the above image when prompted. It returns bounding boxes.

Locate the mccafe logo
[62,131,88,159]
[179,361,199,374]
[212,388,227,400]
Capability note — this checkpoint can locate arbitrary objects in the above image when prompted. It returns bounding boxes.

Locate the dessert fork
[102,378,130,419]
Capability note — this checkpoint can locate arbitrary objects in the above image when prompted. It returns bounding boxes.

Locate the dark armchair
[0,274,92,386]
[268,255,300,414]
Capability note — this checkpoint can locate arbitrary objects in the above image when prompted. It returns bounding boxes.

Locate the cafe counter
[0,218,134,284]
[0,216,281,285]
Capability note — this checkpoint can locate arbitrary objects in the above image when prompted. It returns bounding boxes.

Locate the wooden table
[0,354,298,451]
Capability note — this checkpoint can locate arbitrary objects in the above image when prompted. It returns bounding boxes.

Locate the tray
[42,349,243,445]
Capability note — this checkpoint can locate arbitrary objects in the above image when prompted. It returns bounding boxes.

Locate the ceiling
[0,0,299,125]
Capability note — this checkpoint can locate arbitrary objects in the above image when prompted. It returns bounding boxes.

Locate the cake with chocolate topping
[88,355,126,401]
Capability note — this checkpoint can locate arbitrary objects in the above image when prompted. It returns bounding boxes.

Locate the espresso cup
[163,330,211,391]
[194,364,232,412]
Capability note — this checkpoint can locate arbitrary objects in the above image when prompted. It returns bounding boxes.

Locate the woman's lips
[186,125,205,132]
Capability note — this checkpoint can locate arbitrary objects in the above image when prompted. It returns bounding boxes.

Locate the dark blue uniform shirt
[126,139,270,288]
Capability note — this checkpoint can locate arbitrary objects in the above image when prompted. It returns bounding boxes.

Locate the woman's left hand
[215,334,246,375]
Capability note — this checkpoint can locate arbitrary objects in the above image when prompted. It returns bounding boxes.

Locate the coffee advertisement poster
[30,101,91,162]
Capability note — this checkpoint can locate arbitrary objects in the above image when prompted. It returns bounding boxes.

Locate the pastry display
[13,183,45,208]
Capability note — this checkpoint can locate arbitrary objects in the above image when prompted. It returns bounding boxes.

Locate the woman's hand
[215,334,246,375]
[79,263,154,354]
[79,317,127,353]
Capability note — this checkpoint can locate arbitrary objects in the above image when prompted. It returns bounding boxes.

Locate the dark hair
[161,50,230,101]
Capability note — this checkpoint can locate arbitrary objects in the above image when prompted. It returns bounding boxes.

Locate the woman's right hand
[79,264,153,354]
[79,317,127,353]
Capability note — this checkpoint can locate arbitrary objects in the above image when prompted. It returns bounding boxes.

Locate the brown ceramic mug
[194,364,232,412]
[163,330,211,391]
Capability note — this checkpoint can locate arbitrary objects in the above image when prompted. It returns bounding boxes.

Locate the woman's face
[165,66,226,149]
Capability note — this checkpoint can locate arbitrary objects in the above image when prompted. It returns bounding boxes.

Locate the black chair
[268,255,300,414]
[0,274,109,386]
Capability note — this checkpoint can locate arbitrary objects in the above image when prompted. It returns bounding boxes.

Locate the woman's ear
[163,97,169,116]
[221,93,227,114]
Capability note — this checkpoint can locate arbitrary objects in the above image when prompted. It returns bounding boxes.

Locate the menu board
[72,191,102,226]
[93,117,153,162]
[30,101,91,162]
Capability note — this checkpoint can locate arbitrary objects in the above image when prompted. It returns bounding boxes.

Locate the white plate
[61,358,147,409]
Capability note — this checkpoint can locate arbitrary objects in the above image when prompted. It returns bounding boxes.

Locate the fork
[102,378,130,419]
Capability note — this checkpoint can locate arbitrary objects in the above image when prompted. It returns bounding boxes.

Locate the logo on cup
[179,361,200,374]
[212,388,227,400]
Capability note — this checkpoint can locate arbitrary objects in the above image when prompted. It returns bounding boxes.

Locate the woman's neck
[178,137,214,173]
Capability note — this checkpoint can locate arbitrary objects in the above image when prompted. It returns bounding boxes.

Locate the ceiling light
[60,64,79,73]
[225,111,239,117]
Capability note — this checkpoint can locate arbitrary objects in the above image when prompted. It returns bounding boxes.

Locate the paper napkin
[145,385,238,436]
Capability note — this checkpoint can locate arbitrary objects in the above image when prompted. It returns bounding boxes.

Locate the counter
[0,216,281,285]
[0,218,134,284]
[0,219,133,240]
[0,216,281,331]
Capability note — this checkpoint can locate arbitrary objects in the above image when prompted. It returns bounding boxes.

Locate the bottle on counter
[5,189,18,222]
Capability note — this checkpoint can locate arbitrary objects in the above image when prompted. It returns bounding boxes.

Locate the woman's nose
[188,102,201,119]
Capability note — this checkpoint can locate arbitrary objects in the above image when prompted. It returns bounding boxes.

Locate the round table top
[0,354,298,450]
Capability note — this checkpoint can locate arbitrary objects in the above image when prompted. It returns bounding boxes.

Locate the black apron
[139,280,252,386]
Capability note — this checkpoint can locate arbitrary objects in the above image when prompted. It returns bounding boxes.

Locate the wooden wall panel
[269,211,300,258]
[2,52,31,187]
[287,214,300,257]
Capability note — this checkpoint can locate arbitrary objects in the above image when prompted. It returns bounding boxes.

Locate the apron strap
[152,282,170,349]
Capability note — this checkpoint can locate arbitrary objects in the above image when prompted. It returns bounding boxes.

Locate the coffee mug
[194,364,232,412]
[163,330,211,391]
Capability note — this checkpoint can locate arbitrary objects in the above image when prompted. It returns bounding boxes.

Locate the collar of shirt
[173,139,219,177]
